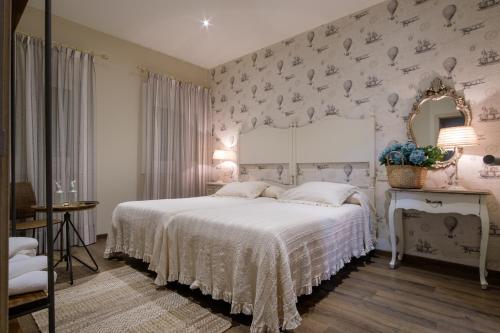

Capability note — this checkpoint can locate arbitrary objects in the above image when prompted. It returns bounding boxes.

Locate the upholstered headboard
[239,125,292,165]
[238,116,376,202]
[294,117,375,203]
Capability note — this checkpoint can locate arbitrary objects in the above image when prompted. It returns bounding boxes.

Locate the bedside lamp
[212,149,236,162]
[213,149,237,183]
[437,126,478,190]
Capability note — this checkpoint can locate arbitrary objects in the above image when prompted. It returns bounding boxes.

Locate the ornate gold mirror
[407,78,472,168]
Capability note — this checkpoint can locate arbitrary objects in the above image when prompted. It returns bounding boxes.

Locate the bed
[105,116,376,333]
[153,193,373,333]
[104,196,275,262]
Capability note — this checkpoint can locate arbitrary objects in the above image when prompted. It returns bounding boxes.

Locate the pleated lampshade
[437,126,478,148]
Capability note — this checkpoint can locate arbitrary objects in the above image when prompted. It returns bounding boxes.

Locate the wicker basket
[386,165,427,189]
[385,151,427,189]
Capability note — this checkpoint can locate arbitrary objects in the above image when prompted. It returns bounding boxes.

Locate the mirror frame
[407,78,472,169]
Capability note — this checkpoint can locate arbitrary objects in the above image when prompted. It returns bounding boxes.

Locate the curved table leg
[388,195,397,269]
[396,208,404,261]
[479,196,489,290]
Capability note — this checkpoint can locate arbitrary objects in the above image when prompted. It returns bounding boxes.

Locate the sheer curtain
[15,34,96,247]
[142,72,212,199]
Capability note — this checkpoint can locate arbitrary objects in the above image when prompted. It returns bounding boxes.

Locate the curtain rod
[137,65,174,80]
[137,65,211,90]
[16,31,110,60]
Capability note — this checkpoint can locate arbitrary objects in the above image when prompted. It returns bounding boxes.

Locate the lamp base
[447,184,467,191]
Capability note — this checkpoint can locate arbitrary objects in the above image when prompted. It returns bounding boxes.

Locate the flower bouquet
[379,142,444,189]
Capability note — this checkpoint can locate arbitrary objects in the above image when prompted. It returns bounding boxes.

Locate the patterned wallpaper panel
[210,0,500,270]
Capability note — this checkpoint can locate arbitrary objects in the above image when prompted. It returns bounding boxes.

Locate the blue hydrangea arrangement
[379,141,445,168]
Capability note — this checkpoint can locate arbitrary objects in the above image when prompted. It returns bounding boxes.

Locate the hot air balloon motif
[229,106,235,119]
[344,163,353,182]
[264,48,274,58]
[343,38,352,56]
[251,85,258,98]
[210,69,216,80]
[277,164,284,180]
[387,46,399,66]
[251,53,258,67]
[387,0,398,20]
[251,117,257,128]
[264,116,273,125]
[264,82,273,91]
[229,76,235,89]
[277,95,284,110]
[343,80,352,97]
[277,60,284,75]
[307,107,315,123]
[307,69,315,85]
[388,93,399,113]
[443,57,457,79]
[443,215,458,238]
[442,4,457,27]
[307,31,315,47]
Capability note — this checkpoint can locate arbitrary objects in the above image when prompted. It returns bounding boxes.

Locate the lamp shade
[212,149,236,161]
[437,126,478,148]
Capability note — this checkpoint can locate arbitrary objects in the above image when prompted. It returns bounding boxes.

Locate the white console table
[387,188,491,289]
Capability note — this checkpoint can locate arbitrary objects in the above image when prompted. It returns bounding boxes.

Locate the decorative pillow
[278,181,357,207]
[261,185,286,199]
[345,193,362,205]
[214,181,269,199]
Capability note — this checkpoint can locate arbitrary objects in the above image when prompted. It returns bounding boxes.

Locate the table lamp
[437,126,478,190]
[213,149,237,182]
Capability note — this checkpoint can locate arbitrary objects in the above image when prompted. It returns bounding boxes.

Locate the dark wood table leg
[64,212,73,285]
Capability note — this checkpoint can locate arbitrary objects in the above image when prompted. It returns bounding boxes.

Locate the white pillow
[214,181,269,199]
[278,181,357,207]
[261,185,286,199]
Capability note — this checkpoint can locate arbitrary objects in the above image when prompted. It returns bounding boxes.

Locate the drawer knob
[425,199,443,207]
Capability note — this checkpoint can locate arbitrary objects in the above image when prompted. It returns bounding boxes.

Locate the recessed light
[201,18,212,28]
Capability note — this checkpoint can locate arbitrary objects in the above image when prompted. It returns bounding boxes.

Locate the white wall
[17,7,209,235]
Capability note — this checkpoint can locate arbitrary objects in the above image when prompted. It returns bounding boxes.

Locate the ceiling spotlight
[201,18,211,28]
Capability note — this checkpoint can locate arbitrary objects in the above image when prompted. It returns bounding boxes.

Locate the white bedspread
[104,196,273,262]
[154,197,374,333]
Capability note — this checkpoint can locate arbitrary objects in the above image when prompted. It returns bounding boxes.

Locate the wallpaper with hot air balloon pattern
[210,0,500,270]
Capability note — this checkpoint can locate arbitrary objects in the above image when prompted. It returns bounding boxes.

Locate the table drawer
[395,192,481,215]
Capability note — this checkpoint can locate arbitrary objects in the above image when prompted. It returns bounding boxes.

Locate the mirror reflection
[411,96,464,161]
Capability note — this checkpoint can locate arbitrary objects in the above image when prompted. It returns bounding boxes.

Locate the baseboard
[374,250,500,280]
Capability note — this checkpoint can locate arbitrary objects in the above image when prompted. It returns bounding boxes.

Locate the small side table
[387,188,491,289]
[206,182,227,195]
[32,201,99,285]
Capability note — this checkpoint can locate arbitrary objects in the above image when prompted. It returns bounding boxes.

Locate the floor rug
[33,266,232,333]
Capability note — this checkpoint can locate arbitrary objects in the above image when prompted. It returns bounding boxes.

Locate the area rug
[32,266,232,333]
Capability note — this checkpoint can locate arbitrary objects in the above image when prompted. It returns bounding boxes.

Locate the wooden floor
[12,237,500,333]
